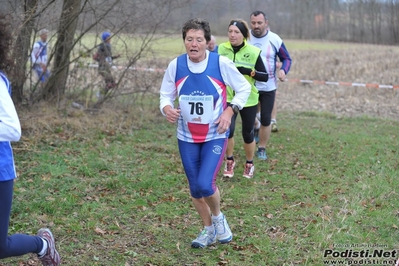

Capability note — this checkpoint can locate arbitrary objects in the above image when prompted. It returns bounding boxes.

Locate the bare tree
[39,0,82,102]
[390,0,399,43]
[4,0,399,107]
[3,0,193,107]
[11,0,39,103]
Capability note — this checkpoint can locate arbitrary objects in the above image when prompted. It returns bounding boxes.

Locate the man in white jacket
[248,11,292,160]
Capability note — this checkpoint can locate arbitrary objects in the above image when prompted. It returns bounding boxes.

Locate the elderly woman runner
[159,18,251,248]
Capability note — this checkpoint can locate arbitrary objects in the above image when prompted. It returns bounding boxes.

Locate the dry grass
[17,42,399,139]
[278,42,399,121]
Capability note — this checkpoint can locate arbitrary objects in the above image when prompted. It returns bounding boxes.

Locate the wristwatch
[228,104,239,114]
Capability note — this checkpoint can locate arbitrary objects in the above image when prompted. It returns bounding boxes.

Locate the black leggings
[228,104,258,144]
[258,90,276,127]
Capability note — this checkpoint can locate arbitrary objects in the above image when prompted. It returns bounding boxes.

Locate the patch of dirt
[277,44,399,121]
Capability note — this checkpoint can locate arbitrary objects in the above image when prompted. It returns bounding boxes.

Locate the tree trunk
[389,0,399,44]
[40,0,82,102]
[11,0,39,104]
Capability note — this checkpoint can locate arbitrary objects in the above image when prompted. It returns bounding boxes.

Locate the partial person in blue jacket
[0,15,60,266]
[96,31,120,98]
[207,35,218,53]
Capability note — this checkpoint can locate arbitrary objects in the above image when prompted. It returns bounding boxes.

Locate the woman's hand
[214,107,234,134]
[236,66,252,76]
[164,106,181,123]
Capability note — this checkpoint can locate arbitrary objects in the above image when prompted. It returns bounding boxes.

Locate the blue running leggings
[33,65,50,83]
[0,180,43,259]
[178,138,227,199]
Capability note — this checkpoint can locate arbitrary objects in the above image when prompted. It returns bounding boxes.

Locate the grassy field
[75,34,361,64]
[2,96,398,266]
[2,38,399,265]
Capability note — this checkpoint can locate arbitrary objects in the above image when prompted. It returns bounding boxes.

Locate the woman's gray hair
[182,18,211,42]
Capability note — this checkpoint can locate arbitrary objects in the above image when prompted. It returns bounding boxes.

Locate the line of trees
[4,0,191,106]
[1,0,398,106]
[198,0,399,45]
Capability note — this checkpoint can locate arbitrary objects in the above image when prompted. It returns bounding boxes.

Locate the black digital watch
[228,103,239,114]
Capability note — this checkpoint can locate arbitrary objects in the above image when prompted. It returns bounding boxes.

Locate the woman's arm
[236,54,268,82]
[252,55,268,82]
[219,56,251,109]
[0,79,21,142]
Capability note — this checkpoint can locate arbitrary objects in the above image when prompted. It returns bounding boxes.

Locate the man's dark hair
[182,18,211,42]
[251,11,268,20]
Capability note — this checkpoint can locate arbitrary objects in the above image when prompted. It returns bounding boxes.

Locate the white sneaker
[212,213,232,244]
[271,122,278,132]
[37,228,61,266]
[223,159,236,178]
[191,228,216,248]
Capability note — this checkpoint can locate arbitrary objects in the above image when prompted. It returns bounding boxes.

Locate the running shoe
[223,159,236,178]
[271,122,278,132]
[243,163,255,178]
[37,228,61,266]
[212,214,232,244]
[191,229,216,248]
[254,128,259,144]
[257,148,267,160]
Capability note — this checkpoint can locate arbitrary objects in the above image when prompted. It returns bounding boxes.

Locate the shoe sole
[243,175,253,178]
[218,235,233,244]
[191,240,216,248]
[191,242,205,248]
[257,154,267,160]
[223,173,234,178]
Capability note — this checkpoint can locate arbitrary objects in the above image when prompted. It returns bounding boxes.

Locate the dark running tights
[0,180,43,259]
[258,90,276,127]
[229,105,258,143]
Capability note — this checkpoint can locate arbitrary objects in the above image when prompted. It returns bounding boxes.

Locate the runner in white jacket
[0,15,60,265]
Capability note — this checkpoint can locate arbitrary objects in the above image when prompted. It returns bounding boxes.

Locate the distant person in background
[31,28,50,83]
[248,10,292,160]
[207,35,218,53]
[160,18,251,248]
[218,19,268,179]
[96,31,120,98]
[0,15,60,266]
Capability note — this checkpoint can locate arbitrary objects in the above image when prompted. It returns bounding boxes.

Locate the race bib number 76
[179,95,214,124]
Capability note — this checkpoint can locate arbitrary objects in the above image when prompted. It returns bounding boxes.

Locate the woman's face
[184,29,207,63]
[228,25,244,46]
